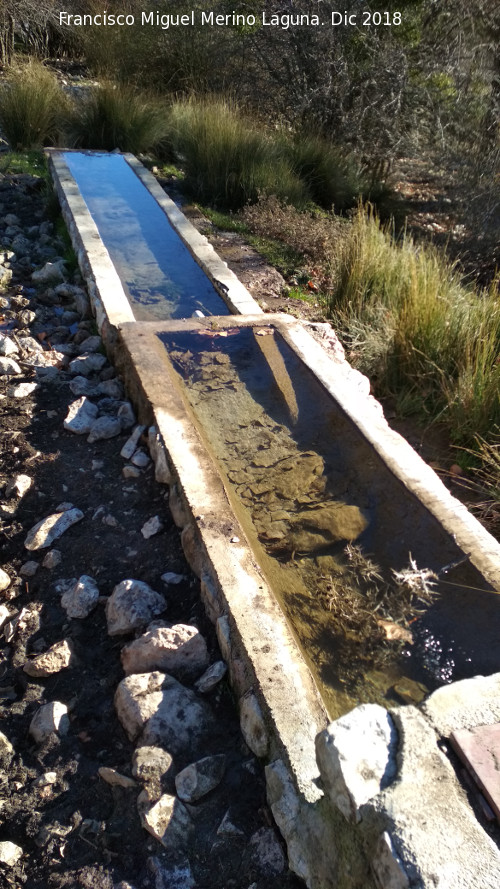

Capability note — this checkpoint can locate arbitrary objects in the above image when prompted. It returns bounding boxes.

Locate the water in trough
[62,151,230,320]
[160,325,500,718]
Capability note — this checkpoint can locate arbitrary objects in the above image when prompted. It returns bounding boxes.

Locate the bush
[64,83,170,154]
[329,207,500,445]
[0,60,66,150]
[168,98,308,210]
[283,133,368,212]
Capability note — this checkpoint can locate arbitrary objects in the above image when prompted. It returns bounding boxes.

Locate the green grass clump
[0,61,67,150]
[65,83,170,154]
[329,207,500,445]
[0,150,47,177]
[283,133,367,212]
[168,98,308,210]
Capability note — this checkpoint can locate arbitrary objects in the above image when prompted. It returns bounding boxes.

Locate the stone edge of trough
[115,315,500,889]
[46,150,500,888]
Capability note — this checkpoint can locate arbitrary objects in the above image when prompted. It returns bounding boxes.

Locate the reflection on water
[63,152,229,320]
[161,326,500,718]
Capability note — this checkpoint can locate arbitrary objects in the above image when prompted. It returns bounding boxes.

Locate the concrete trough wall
[116,315,500,889]
[48,154,500,888]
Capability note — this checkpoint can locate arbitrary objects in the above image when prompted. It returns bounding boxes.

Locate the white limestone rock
[8,381,38,398]
[146,857,195,889]
[24,508,84,550]
[87,415,122,443]
[23,639,73,677]
[0,730,14,757]
[69,353,107,376]
[138,790,193,849]
[69,375,97,397]
[32,260,67,284]
[78,335,102,354]
[240,691,269,758]
[42,549,62,569]
[248,827,286,876]
[98,767,137,789]
[20,560,38,577]
[61,575,99,619]
[161,572,185,586]
[131,449,150,468]
[372,831,410,889]
[64,396,99,434]
[121,623,209,679]
[141,516,163,539]
[0,568,11,592]
[114,671,214,754]
[175,754,226,802]
[106,580,166,636]
[29,701,69,743]
[0,334,18,357]
[315,703,397,822]
[0,841,23,866]
[117,401,136,430]
[5,474,32,499]
[132,746,173,785]
[0,355,21,375]
[120,425,146,459]
[195,660,227,693]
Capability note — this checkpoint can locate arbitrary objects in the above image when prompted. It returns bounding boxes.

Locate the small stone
[132,746,173,785]
[78,335,102,354]
[32,771,57,787]
[20,560,39,577]
[42,550,62,569]
[146,857,195,889]
[117,402,136,430]
[248,827,286,876]
[0,334,18,357]
[0,730,14,757]
[25,507,84,550]
[106,579,166,636]
[123,465,141,479]
[0,568,11,592]
[0,605,12,629]
[120,425,146,460]
[64,396,99,434]
[61,575,100,619]
[87,415,122,443]
[5,474,32,499]
[141,516,163,539]
[4,214,20,226]
[23,639,73,677]
[69,353,107,377]
[98,767,137,789]
[0,355,21,375]
[32,260,66,284]
[131,449,150,468]
[0,841,23,866]
[240,692,269,758]
[230,536,240,543]
[121,623,209,679]
[69,375,97,396]
[29,701,69,743]
[138,790,193,849]
[7,381,38,398]
[175,754,226,802]
[217,810,244,837]
[195,660,227,693]
[114,671,214,753]
[161,572,185,586]
[97,379,124,399]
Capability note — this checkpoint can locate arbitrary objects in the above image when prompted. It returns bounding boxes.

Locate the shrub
[283,133,368,212]
[64,83,170,154]
[0,60,66,150]
[329,208,500,445]
[168,98,308,210]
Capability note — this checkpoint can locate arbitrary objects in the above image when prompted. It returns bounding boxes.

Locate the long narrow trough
[49,152,500,889]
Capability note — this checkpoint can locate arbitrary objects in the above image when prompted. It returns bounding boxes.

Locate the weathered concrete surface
[422,673,500,736]
[365,705,500,889]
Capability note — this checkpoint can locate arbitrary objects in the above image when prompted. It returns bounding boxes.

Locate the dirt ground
[0,171,305,888]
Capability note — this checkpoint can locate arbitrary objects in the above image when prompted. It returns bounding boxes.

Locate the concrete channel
[48,149,500,889]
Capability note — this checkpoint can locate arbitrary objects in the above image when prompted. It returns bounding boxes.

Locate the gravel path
[0,168,304,889]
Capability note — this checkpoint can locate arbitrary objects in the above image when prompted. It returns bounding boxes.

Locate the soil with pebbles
[0,170,304,889]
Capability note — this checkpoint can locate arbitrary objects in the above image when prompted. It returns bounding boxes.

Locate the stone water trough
[49,150,500,889]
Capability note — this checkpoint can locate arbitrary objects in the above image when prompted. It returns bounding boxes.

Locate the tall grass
[65,83,170,154]
[329,208,500,445]
[0,61,67,150]
[283,133,367,212]
[168,99,308,210]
